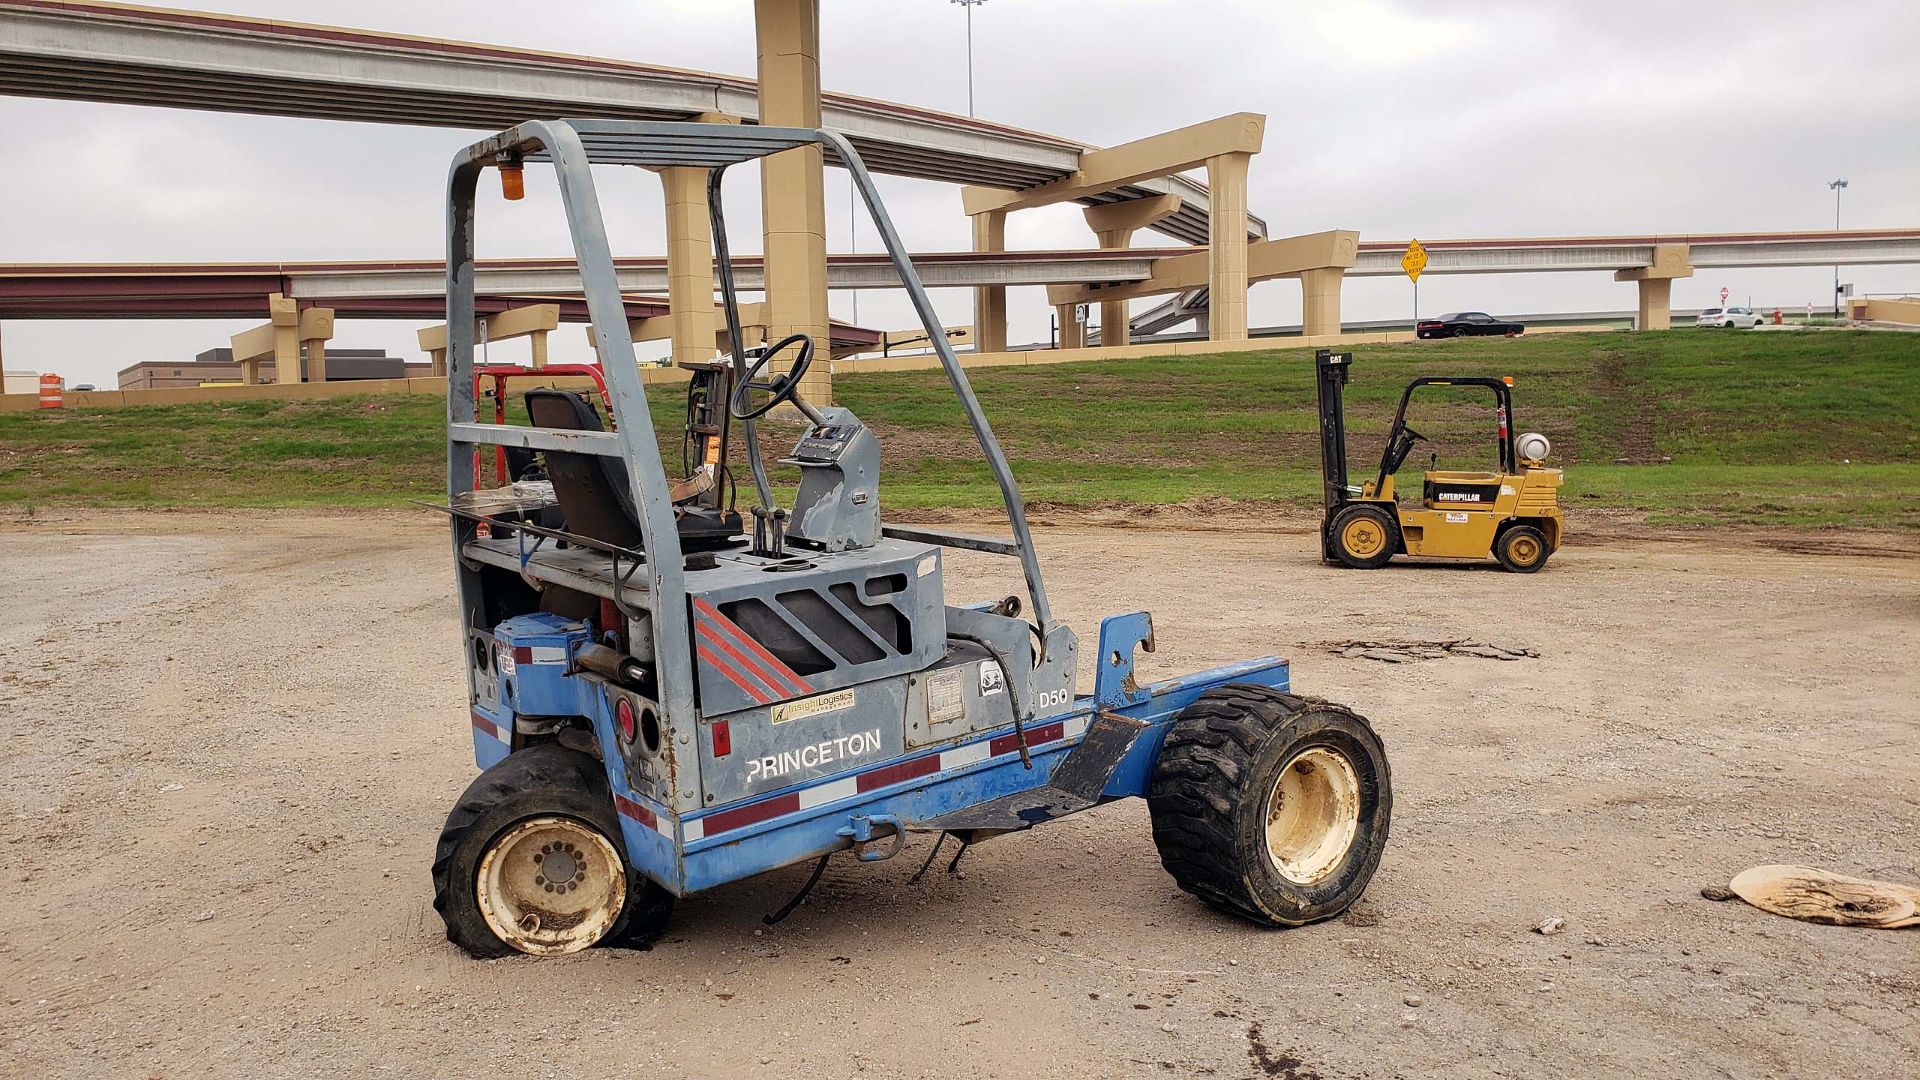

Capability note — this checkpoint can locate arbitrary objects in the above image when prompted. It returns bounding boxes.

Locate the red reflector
[711,719,732,757]
[512,646,532,664]
[615,698,637,742]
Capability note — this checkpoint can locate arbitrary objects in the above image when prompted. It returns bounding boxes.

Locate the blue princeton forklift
[430,119,1392,957]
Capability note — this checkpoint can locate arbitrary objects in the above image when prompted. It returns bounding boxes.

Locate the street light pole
[952,0,986,117]
[1829,178,1848,318]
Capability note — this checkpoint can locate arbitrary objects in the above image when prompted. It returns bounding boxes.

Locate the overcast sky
[5,0,1919,385]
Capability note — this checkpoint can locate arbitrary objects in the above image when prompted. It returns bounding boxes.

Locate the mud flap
[920,711,1147,835]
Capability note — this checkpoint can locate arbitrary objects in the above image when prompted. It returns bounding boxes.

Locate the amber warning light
[499,161,525,201]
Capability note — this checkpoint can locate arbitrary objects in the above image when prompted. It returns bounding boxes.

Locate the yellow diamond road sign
[1401,239,1428,283]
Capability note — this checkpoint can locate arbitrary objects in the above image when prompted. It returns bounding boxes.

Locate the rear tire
[1148,685,1391,927]
[1495,524,1551,573]
[1328,504,1399,569]
[432,743,672,958]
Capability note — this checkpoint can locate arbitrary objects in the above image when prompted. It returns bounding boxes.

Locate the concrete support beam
[755,0,831,402]
[230,293,300,384]
[1082,194,1184,238]
[597,302,768,352]
[1084,195,1181,348]
[660,166,718,368]
[1206,152,1251,341]
[962,113,1265,217]
[971,210,1008,353]
[418,304,561,368]
[1047,229,1359,308]
[1613,243,1693,330]
[1299,267,1344,338]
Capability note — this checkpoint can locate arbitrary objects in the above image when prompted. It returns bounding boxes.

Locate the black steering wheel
[728,333,816,420]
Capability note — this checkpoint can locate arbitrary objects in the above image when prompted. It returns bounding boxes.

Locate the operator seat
[523,389,743,551]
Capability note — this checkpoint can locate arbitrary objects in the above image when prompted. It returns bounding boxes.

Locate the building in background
[117,347,432,389]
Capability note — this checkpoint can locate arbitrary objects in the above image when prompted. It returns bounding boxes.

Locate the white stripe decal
[798,776,860,810]
[1063,715,1089,739]
[940,741,990,771]
[682,818,705,843]
[529,646,567,663]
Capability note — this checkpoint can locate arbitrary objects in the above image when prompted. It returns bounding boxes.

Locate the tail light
[615,697,637,742]
[711,719,732,757]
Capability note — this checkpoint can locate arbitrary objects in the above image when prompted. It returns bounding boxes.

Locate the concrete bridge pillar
[971,210,1008,353]
[1299,267,1344,338]
[1614,243,1693,330]
[1206,151,1251,341]
[659,166,718,369]
[755,0,831,400]
[1054,302,1083,349]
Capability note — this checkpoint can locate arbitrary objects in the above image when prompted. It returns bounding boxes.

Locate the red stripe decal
[700,793,801,836]
[470,711,505,741]
[696,641,774,704]
[695,611,811,698]
[856,753,942,793]
[613,793,657,828]
[693,599,814,696]
[695,622,787,701]
[990,721,1066,758]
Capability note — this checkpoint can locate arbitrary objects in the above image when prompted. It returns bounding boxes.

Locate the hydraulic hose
[948,630,1032,769]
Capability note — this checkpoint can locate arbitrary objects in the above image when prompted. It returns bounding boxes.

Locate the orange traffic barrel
[37,373,63,409]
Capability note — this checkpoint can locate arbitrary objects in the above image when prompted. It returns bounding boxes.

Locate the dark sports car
[1416,311,1525,339]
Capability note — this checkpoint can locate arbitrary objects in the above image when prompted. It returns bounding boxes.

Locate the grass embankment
[2,330,1915,527]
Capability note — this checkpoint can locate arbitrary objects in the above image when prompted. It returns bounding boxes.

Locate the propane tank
[1515,432,1551,465]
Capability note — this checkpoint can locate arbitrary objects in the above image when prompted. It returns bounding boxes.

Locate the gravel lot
[1,510,1915,1078]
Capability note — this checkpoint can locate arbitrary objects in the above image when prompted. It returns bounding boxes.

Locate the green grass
[3,330,1916,527]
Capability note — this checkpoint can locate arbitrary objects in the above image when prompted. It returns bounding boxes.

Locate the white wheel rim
[1264,746,1362,885]
[476,816,627,956]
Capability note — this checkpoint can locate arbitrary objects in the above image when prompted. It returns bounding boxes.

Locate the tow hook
[837,813,907,862]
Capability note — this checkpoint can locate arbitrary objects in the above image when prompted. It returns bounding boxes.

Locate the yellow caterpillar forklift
[1315,349,1563,572]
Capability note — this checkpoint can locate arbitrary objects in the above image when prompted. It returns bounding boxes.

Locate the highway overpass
[0,0,1260,247]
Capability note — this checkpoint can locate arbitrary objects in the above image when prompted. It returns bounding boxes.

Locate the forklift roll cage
[1375,376,1517,489]
[1315,350,1516,509]
[444,120,1056,743]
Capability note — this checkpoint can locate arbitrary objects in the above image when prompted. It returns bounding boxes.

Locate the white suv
[1697,306,1763,329]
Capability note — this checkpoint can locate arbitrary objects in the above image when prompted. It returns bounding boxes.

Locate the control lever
[752,504,788,558]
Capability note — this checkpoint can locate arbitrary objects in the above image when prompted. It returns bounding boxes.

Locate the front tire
[1328,504,1399,569]
[1495,524,1550,572]
[1148,686,1391,926]
[432,743,672,958]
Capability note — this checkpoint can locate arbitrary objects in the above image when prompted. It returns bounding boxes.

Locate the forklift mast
[1314,348,1353,515]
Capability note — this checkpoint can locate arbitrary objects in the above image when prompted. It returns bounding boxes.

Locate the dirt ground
[1,509,1915,1079]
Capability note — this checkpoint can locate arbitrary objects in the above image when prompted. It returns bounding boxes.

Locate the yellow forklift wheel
[1329,505,1400,569]
[1495,525,1550,573]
